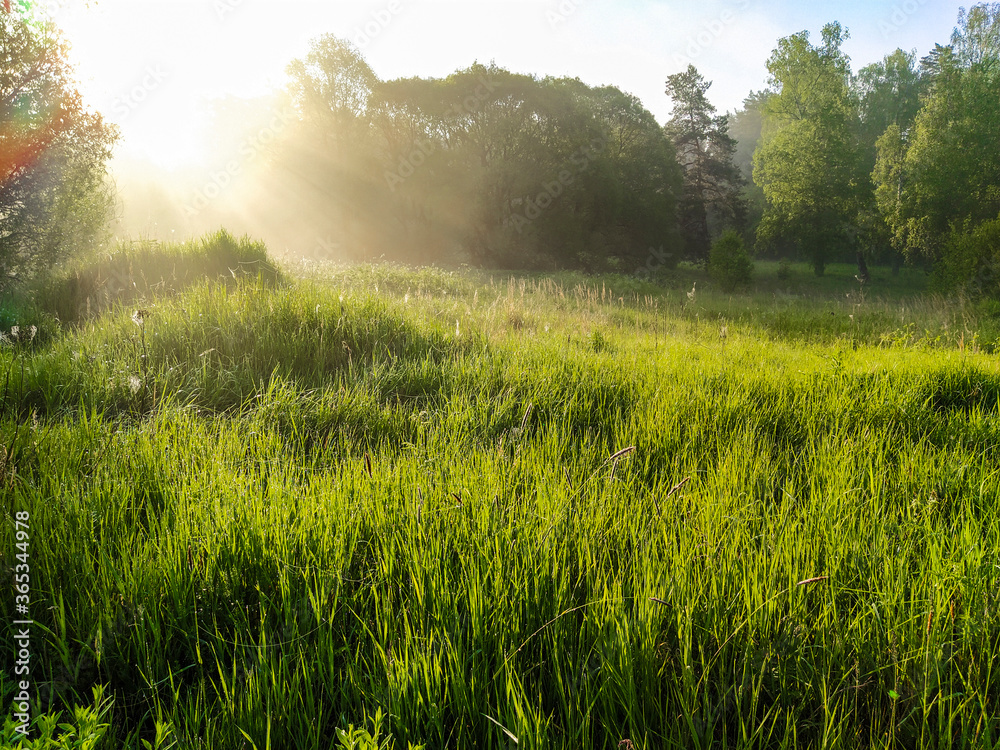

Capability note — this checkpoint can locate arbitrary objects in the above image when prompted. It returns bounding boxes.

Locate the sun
[52,0,276,170]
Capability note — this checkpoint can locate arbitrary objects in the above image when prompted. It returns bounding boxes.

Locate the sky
[41,0,969,170]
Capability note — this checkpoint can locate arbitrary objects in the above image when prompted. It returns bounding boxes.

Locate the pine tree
[665,65,744,264]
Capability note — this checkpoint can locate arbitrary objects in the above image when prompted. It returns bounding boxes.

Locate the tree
[951,2,1000,71]
[854,49,924,272]
[709,229,753,291]
[753,23,863,276]
[278,37,387,259]
[0,7,117,289]
[855,49,923,162]
[274,39,683,271]
[874,4,1000,275]
[727,90,772,245]
[286,35,378,137]
[665,65,744,264]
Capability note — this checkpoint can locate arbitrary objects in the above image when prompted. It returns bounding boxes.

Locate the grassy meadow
[3,237,1000,749]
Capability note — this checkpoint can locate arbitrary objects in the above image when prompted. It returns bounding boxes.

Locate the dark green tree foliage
[920,43,953,79]
[708,229,753,291]
[855,49,924,158]
[854,49,924,270]
[874,3,1000,285]
[935,216,1000,295]
[665,65,744,264]
[386,63,686,271]
[0,8,117,290]
[275,37,683,271]
[753,23,863,276]
[561,81,683,270]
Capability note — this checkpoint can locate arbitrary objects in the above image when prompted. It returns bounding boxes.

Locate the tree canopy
[753,22,863,276]
[0,7,117,289]
[873,2,1000,291]
[260,40,683,271]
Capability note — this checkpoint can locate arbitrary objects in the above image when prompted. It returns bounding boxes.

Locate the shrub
[709,230,754,291]
[933,217,1000,298]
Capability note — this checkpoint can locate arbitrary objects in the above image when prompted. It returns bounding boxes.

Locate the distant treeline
[266,49,686,273]
[9,0,995,289]
[241,1,998,289]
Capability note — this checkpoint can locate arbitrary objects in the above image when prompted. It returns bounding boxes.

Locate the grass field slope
[3,237,1000,749]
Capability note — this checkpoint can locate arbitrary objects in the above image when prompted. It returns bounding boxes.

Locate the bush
[709,230,754,291]
[934,217,1000,298]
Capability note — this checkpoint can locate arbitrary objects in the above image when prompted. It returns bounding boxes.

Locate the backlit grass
[2,249,1000,749]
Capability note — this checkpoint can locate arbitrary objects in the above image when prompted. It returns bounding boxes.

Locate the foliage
[854,49,924,164]
[727,90,771,245]
[0,8,117,291]
[287,35,378,132]
[932,216,1000,295]
[2,685,113,750]
[854,49,924,267]
[874,4,1000,270]
[708,229,754,291]
[753,23,863,276]
[268,41,683,272]
[335,710,422,750]
[951,2,1000,70]
[664,65,744,263]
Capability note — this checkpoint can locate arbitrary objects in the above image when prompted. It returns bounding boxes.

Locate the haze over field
[41,0,969,253]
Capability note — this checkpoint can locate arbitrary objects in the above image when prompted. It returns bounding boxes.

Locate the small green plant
[590,328,614,353]
[3,685,112,749]
[335,710,422,750]
[709,230,754,291]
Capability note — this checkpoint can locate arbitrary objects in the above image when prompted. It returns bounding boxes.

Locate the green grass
[2,247,1000,748]
[35,229,282,326]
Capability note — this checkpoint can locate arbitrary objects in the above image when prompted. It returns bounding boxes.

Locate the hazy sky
[46,0,967,169]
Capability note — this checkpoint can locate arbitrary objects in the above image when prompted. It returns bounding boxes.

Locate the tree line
[733,3,1000,290]
[1,3,998,292]
[268,45,684,272]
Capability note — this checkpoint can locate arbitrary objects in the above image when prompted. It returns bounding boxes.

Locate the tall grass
[2,252,999,748]
[35,229,282,326]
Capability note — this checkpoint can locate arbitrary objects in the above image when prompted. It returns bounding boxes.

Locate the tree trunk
[856,251,870,283]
